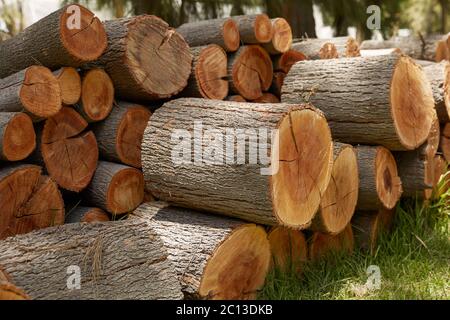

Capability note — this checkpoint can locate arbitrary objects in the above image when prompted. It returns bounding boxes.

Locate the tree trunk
[233,14,273,44]
[282,54,436,151]
[291,40,338,60]
[268,227,307,274]
[309,224,354,261]
[272,50,307,73]
[132,202,271,300]
[0,112,36,161]
[0,4,107,78]
[142,98,333,229]
[65,206,110,223]
[262,18,292,55]
[53,67,81,106]
[420,61,450,123]
[440,123,450,162]
[252,93,280,103]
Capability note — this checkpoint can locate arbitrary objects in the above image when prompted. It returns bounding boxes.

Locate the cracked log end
[196,45,229,100]
[375,147,402,209]
[1,113,36,161]
[80,69,114,122]
[268,227,307,274]
[222,19,240,52]
[54,67,81,105]
[263,18,292,54]
[309,224,354,261]
[59,4,107,62]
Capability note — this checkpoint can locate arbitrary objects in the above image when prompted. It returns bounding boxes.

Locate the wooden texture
[268,227,307,274]
[233,14,273,44]
[0,112,36,161]
[53,67,82,105]
[421,61,450,123]
[65,206,110,223]
[262,18,292,54]
[252,93,280,103]
[272,50,307,73]
[440,123,450,162]
[291,39,338,59]
[309,224,354,261]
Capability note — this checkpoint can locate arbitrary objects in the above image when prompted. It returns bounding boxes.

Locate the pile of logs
[0,4,448,300]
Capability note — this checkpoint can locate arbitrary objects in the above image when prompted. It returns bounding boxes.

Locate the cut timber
[360,48,402,57]
[176,18,240,52]
[142,98,333,229]
[0,267,30,300]
[0,66,61,119]
[133,202,271,300]
[65,206,110,223]
[84,161,144,215]
[309,224,354,261]
[53,67,81,105]
[226,95,247,102]
[228,45,273,100]
[262,18,292,54]
[440,123,450,162]
[93,102,151,168]
[0,219,183,300]
[0,4,107,78]
[328,37,361,57]
[180,45,228,100]
[311,143,359,235]
[39,107,98,192]
[356,146,402,211]
[0,165,64,240]
[272,50,307,73]
[252,93,280,103]
[0,113,36,161]
[422,34,450,62]
[75,69,114,122]
[88,15,192,102]
[291,40,338,60]
[268,227,307,274]
[282,54,436,150]
[421,61,450,123]
[233,14,273,44]
[270,72,286,98]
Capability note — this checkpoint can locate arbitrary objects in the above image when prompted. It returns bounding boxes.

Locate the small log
[272,50,307,73]
[360,48,402,57]
[176,18,240,52]
[233,14,273,44]
[133,202,271,300]
[93,102,151,168]
[270,72,286,98]
[268,227,307,274]
[422,34,450,62]
[53,67,81,106]
[225,95,247,102]
[142,98,333,229]
[65,206,110,223]
[262,18,292,54]
[420,61,450,123]
[291,39,338,60]
[0,66,61,119]
[309,224,354,261]
[440,123,450,162]
[328,37,361,57]
[252,93,280,103]
[0,112,36,161]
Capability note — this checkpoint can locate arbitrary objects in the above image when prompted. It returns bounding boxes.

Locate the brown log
[0,113,36,161]
[329,37,361,57]
[252,93,280,103]
[176,18,240,52]
[0,5,107,78]
[420,61,450,123]
[142,98,333,229]
[53,67,81,106]
[0,66,61,119]
[311,143,359,235]
[0,267,30,300]
[87,15,192,102]
[270,72,286,98]
[180,45,228,100]
[0,164,64,240]
[225,95,247,102]
[133,202,271,300]
[84,161,144,215]
[440,123,450,162]
[272,50,307,73]
[360,48,403,57]
[65,206,110,223]
[429,154,449,199]
[268,227,307,274]
[282,54,436,151]
[92,102,151,168]
[228,45,273,100]
[233,14,273,44]
[291,39,338,60]
[422,34,450,62]
[262,18,292,54]
[309,224,354,261]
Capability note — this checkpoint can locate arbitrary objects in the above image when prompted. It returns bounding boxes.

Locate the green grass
[260,175,450,300]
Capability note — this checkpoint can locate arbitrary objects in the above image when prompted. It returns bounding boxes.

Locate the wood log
[180,45,228,100]
[440,123,450,162]
[0,267,30,300]
[0,4,107,78]
[429,154,449,199]
[0,66,62,119]
[356,146,402,211]
[228,45,273,100]
[309,224,354,261]
[268,227,307,274]
[83,161,144,215]
[420,61,450,123]
[132,202,271,300]
[0,164,64,240]
[233,14,273,44]
[53,67,81,105]
[262,18,292,54]
[328,37,361,57]
[65,206,110,223]
[225,95,247,102]
[270,72,286,98]
[360,48,402,57]
[272,50,307,73]
[142,98,333,229]
[0,112,36,161]
[422,34,450,62]
[87,15,192,102]
[311,143,359,235]
[291,39,338,60]
[282,54,436,151]
[176,18,240,52]
[0,219,183,300]
[252,93,280,103]
[74,69,114,122]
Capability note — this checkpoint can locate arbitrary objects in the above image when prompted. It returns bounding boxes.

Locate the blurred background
[0,0,448,41]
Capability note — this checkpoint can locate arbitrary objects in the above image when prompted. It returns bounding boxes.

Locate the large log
[291,39,338,60]
[268,227,307,274]
[0,268,29,300]
[176,18,240,52]
[262,18,292,55]
[53,67,81,106]
[65,206,110,224]
[282,54,436,151]
[0,164,64,240]
[420,61,450,123]
[142,98,333,229]
[0,219,183,300]
[309,224,354,261]
[440,123,450,162]
[272,50,307,73]
[132,202,271,300]
[0,4,107,78]
[0,66,62,119]
[0,113,36,161]
[233,14,273,44]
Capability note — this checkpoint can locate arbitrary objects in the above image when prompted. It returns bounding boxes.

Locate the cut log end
[273,50,307,73]
[1,113,36,161]
[375,147,402,209]
[345,37,361,57]
[199,225,270,300]
[320,42,338,59]
[226,95,247,102]
[196,45,229,100]
[268,227,307,274]
[353,209,395,253]
[54,67,81,105]
[253,14,273,43]
[0,282,30,300]
[66,207,110,223]
[435,40,449,62]
[107,167,144,215]
[80,69,114,122]
[222,19,240,52]
[252,93,280,103]
[264,18,292,54]
[309,224,354,261]
[444,63,450,121]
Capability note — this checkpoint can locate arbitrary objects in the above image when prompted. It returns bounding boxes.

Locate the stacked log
[268,227,307,274]
[291,39,338,60]
[0,113,36,161]
[233,14,273,44]
[309,224,354,261]
[0,268,29,300]
[440,123,450,162]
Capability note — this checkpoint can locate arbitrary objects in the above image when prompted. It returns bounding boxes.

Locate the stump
[268,227,307,274]
[291,39,338,60]
[53,67,81,105]
[65,206,110,223]
[262,18,292,54]
[309,224,354,261]
[0,113,36,161]
[233,14,273,44]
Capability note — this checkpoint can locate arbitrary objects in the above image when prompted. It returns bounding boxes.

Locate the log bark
[0,267,30,300]
[0,4,107,78]
[176,18,240,52]
[440,123,450,162]
[272,50,307,73]
[0,112,36,161]
[282,54,436,150]
[360,48,402,57]
[309,224,354,261]
[421,61,450,123]
[53,67,81,106]
[233,14,273,44]
[422,34,450,62]
[0,66,62,119]
[0,219,183,300]
[291,39,338,60]
[328,37,361,58]
[132,202,271,300]
[262,18,292,54]
[65,206,110,223]
[268,227,307,274]
[142,98,333,229]
[252,93,280,103]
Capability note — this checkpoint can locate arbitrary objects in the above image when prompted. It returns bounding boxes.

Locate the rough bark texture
[291,39,338,59]
[65,206,110,223]
[422,61,450,123]
[0,112,36,161]
[233,14,273,44]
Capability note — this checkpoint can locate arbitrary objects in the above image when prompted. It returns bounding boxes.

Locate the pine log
[86,15,192,102]
[225,95,247,102]
[262,18,292,54]
[142,98,333,229]
[291,39,338,60]
[310,143,359,235]
[282,54,436,151]
[180,45,228,100]
[132,202,271,300]
[65,206,110,223]
[0,112,36,161]
[92,102,151,168]
[420,61,450,123]
[228,45,273,100]
[268,227,307,274]
[233,14,273,44]
[0,66,62,119]
[309,224,354,261]
[252,93,280,103]
[360,48,402,57]
[84,161,144,215]
[272,50,307,73]
[0,219,183,300]
[0,164,64,240]
[0,4,107,78]
[53,67,81,106]
[440,123,450,162]
[176,18,240,52]
[270,72,286,98]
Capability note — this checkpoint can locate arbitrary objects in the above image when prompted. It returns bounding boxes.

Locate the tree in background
[0,0,24,36]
